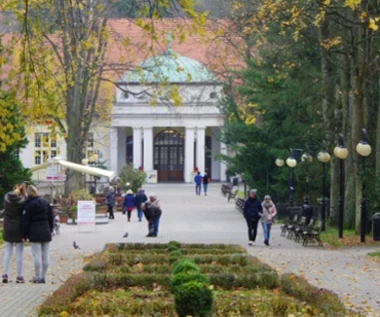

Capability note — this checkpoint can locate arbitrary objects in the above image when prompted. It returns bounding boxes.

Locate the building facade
[109,46,227,182]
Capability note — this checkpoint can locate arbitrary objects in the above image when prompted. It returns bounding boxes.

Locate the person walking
[202,173,210,196]
[21,185,54,284]
[135,188,148,222]
[2,183,27,283]
[243,189,262,246]
[148,194,162,237]
[194,172,202,196]
[106,186,116,219]
[123,189,135,222]
[261,195,277,246]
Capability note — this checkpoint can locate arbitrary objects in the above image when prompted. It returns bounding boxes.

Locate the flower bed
[39,242,361,317]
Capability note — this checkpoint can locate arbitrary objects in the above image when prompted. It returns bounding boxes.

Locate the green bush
[170,250,183,257]
[281,273,347,314]
[172,259,200,275]
[174,281,213,317]
[168,240,181,249]
[171,272,209,293]
[83,258,107,272]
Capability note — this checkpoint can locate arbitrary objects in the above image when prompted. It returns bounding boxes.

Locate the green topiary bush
[172,259,200,275]
[170,250,183,257]
[168,240,181,249]
[174,281,213,317]
[170,272,209,293]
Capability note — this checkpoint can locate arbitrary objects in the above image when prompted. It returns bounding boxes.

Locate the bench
[227,189,239,202]
[280,214,298,237]
[235,198,245,214]
[302,221,324,247]
[221,183,233,197]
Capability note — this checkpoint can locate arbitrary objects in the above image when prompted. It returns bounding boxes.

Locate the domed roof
[121,44,218,84]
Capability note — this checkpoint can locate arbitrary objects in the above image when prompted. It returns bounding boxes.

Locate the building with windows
[109,43,227,182]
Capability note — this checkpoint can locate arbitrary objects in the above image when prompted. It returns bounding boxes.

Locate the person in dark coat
[135,188,148,222]
[123,189,135,222]
[2,183,27,284]
[21,185,54,284]
[202,173,210,196]
[140,201,162,238]
[106,186,116,219]
[243,189,262,246]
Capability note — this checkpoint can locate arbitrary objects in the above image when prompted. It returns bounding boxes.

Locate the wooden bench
[221,183,233,197]
[302,221,324,247]
[235,198,245,214]
[280,214,298,237]
[227,189,239,202]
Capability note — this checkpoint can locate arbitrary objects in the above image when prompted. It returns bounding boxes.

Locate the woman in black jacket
[22,185,54,283]
[243,189,262,246]
[2,184,27,283]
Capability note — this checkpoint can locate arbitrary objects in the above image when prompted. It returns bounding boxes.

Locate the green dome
[121,49,218,84]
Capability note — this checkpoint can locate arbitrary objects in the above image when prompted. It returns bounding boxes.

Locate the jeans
[31,242,50,280]
[2,242,24,277]
[195,184,201,195]
[137,208,143,221]
[245,218,259,242]
[261,222,272,241]
[153,216,161,236]
[203,184,208,194]
[107,205,115,219]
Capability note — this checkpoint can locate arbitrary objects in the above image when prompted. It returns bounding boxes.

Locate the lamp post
[317,141,330,231]
[301,153,312,205]
[286,150,297,207]
[356,128,372,243]
[334,135,349,239]
[82,154,100,193]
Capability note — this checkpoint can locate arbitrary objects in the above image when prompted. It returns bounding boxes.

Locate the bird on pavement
[123,232,129,238]
[73,241,80,249]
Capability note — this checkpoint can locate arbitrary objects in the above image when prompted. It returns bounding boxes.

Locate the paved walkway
[0,183,379,316]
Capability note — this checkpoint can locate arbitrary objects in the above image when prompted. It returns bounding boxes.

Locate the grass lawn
[0,229,3,246]
[368,251,380,257]
[39,242,361,317]
[320,225,380,248]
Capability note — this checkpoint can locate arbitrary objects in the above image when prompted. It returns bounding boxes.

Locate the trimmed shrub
[174,281,213,317]
[171,272,209,293]
[281,273,347,314]
[172,259,200,275]
[167,245,179,252]
[83,258,106,272]
[168,240,181,249]
[170,250,183,257]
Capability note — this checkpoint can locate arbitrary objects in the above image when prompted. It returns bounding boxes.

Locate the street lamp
[275,158,284,167]
[334,135,349,239]
[286,150,297,207]
[317,141,330,231]
[301,152,312,205]
[356,128,372,243]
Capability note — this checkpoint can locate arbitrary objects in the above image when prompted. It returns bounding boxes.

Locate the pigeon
[73,241,80,249]
[123,232,129,238]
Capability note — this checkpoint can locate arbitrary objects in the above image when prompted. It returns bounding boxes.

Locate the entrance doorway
[154,129,184,182]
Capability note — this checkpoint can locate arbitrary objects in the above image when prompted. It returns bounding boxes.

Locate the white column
[185,127,195,183]
[132,127,142,169]
[220,142,227,181]
[117,127,126,173]
[143,127,153,171]
[196,127,206,175]
[109,127,118,174]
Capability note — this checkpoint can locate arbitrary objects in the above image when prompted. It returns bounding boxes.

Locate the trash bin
[232,177,239,186]
[373,213,380,241]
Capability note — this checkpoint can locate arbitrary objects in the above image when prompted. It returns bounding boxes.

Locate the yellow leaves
[320,36,342,50]
[344,0,361,10]
[314,11,326,26]
[59,311,69,317]
[368,18,379,31]
[321,0,330,5]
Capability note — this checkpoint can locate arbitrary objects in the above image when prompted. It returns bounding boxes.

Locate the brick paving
[0,183,379,316]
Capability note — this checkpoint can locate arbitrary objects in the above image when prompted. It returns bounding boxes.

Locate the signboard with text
[77,200,96,233]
